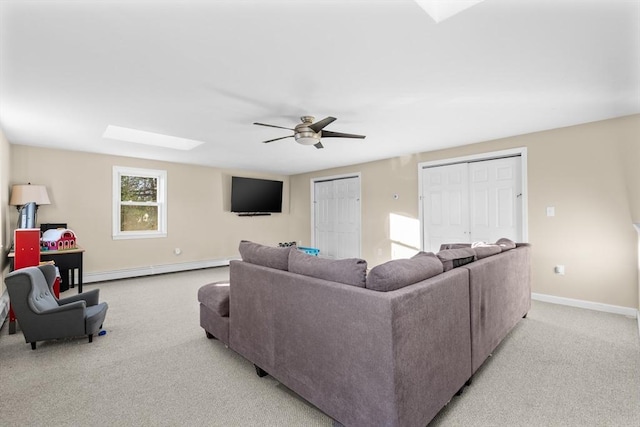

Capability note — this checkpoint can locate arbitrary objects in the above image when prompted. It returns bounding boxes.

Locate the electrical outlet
[554,265,565,275]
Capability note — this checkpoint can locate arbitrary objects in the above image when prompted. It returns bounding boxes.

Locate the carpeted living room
[1,1,639,426]
[0,267,638,426]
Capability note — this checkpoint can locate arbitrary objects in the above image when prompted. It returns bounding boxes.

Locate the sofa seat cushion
[366,251,443,292]
[239,240,291,271]
[288,249,367,287]
[436,248,477,271]
[198,281,230,317]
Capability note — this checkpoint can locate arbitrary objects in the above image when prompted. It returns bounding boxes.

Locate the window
[113,166,167,239]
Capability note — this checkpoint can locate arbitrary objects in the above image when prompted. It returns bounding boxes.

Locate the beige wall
[10,146,296,276]
[617,117,640,222]
[6,115,639,310]
[290,115,640,309]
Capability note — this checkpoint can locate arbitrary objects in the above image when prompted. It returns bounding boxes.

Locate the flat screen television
[231,176,283,214]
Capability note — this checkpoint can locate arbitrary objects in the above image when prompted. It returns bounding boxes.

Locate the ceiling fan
[253,116,366,149]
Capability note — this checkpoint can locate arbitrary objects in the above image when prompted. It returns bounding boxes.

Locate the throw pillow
[288,249,367,287]
[495,237,516,251]
[436,248,477,271]
[366,251,444,292]
[238,240,291,271]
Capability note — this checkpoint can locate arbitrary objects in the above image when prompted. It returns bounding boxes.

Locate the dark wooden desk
[8,247,85,293]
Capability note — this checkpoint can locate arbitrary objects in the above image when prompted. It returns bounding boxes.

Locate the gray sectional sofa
[198,240,531,427]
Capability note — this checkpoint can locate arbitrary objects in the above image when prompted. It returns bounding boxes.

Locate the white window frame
[112,166,167,240]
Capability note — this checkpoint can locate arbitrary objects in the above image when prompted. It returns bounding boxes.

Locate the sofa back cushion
[496,237,516,251]
[239,240,291,271]
[366,251,444,292]
[436,247,477,271]
[288,249,367,287]
[472,244,503,259]
[439,243,472,250]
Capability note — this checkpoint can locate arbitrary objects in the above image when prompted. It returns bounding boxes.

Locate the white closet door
[314,180,335,257]
[422,156,523,252]
[422,163,470,252]
[313,176,361,259]
[469,157,522,243]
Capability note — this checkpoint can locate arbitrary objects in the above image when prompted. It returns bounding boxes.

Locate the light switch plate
[546,206,555,217]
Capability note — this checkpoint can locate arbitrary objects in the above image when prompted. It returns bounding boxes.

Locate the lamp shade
[9,184,51,206]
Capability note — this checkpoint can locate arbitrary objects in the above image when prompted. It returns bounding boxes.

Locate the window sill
[112,232,167,240]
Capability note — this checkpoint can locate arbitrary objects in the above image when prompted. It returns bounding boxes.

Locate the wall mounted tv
[231,176,283,215]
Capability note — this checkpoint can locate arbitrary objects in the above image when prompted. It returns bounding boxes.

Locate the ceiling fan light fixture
[255,115,365,148]
[295,132,320,146]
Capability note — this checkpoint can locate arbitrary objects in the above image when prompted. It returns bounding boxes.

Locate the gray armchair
[4,264,108,350]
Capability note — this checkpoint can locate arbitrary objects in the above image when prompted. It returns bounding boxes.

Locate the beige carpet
[0,267,638,426]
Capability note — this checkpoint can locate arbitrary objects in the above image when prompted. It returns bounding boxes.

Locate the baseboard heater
[84,258,231,284]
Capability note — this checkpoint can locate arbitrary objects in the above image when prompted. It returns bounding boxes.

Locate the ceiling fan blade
[314,142,324,149]
[308,116,337,133]
[254,122,295,131]
[263,135,294,143]
[320,130,366,139]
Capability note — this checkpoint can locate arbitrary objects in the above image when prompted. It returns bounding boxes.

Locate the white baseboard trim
[84,258,231,284]
[0,290,9,331]
[531,292,638,318]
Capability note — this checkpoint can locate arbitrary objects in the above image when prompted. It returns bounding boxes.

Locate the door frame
[310,172,362,257]
[417,147,528,251]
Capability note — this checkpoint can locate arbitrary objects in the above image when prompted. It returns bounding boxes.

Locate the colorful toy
[41,228,77,251]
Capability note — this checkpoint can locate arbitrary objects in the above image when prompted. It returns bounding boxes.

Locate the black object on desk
[8,247,85,293]
[41,223,68,233]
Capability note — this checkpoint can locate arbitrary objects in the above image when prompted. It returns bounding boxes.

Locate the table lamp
[9,183,51,229]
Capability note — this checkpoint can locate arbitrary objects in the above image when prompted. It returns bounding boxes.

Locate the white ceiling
[1,0,638,175]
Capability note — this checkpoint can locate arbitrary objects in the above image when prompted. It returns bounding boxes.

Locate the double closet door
[422,156,523,253]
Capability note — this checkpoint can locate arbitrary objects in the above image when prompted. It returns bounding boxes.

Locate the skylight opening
[103,125,205,150]
[414,0,486,23]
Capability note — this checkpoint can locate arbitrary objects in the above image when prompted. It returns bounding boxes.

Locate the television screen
[231,176,283,213]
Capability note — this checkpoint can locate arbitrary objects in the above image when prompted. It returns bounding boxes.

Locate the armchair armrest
[40,300,86,314]
[58,289,100,306]
[34,300,87,338]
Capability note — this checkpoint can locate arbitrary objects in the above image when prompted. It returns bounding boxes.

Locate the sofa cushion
[288,249,367,287]
[472,244,503,259]
[496,237,516,251]
[198,281,230,317]
[439,243,472,250]
[239,240,291,271]
[366,251,443,292]
[436,248,477,272]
